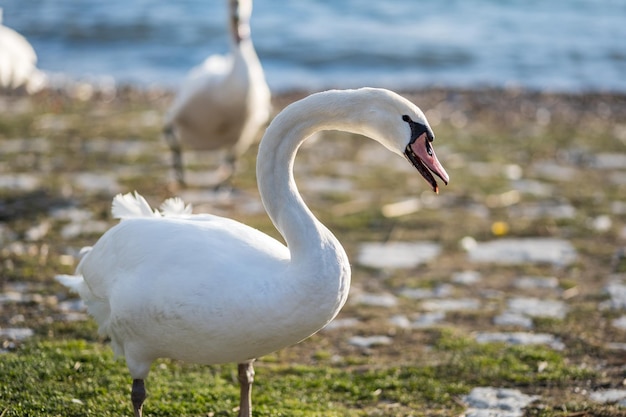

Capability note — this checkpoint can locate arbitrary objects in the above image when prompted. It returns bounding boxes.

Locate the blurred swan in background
[57,88,449,417]
[0,8,46,94]
[163,0,271,187]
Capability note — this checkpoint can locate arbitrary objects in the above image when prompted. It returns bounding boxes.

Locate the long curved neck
[229,0,251,46]
[257,90,382,261]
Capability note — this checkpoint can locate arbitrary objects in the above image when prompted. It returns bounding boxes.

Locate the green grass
[0,330,594,417]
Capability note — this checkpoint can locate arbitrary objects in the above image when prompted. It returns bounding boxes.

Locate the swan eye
[402,115,433,143]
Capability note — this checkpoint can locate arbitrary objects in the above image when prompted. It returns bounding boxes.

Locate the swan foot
[237,361,255,417]
[131,379,146,417]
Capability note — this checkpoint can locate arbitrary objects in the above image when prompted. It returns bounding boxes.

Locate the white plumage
[57,88,449,417]
[163,0,271,187]
[0,8,46,94]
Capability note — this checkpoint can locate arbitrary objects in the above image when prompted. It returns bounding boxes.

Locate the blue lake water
[2,0,625,92]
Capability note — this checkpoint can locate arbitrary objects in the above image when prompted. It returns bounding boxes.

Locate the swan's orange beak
[404,133,449,193]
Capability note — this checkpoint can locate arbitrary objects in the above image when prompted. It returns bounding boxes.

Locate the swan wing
[165,53,233,124]
[76,215,289,301]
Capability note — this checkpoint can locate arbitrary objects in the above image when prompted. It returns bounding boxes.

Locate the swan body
[0,8,46,94]
[58,87,449,417]
[163,0,271,186]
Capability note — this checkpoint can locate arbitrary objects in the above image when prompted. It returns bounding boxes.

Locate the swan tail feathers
[160,197,193,217]
[56,273,113,342]
[55,273,86,294]
[111,191,161,219]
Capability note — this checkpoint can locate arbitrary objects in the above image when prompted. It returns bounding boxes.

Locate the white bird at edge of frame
[162,0,271,189]
[57,87,449,417]
[0,8,47,94]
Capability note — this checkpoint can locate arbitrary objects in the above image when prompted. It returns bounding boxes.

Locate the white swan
[0,8,46,94]
[57,87,449,417]
[163,0,271,187]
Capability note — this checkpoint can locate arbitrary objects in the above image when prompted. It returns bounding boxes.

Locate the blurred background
[2,0,625,93]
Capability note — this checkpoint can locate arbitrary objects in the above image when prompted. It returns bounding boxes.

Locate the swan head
[401,113,449,193]
[352,88,449,193]
[229,0,252,42]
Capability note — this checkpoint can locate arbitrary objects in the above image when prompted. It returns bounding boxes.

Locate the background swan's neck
[229,0,251,45]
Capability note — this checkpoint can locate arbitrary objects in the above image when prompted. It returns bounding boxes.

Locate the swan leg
[213,154,237,190]
[237,360,255,417]
[131,378,146,417]
[163,126,186,186]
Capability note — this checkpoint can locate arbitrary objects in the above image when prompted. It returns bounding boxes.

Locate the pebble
[411,311,446,328]
[387,312,448,329]
[399,284,452,300]
[592,152,626,169]
[463,387,539,417]
[301,177,353,193]
[0,174,40,191]
[0,328,35,341]
[357,241,441,269]
[613,315,626,330]
[323,318,361,331]
[474,332,565,350]
[601,279,626,310]
[590,215,613,232]
[467,238,577,266]
[493,312,533,328]
[506,297,568,320]
[352,292,398,308]
[348,335,392,349]
[60,220,110,239]
[532,161,579,182]
[610,171,626,185]
[508,202,576,220]
[513,276,559,290]
[388,315,412,329]
[381,198,421,217]
[1,137,51,154]
[421,298,481,312]
[69,172,121,194]
[510,179,553,197]
[589,389,626,406]
[452,270,482,285]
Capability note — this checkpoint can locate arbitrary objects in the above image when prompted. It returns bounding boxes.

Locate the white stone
[323,318,360,331]
[513,276,559,290]
[422,298,480,312]
[507,297,568,319]
[604,280,626,309]
[475,332,564,350]
[348,335,392,348]
[613,315,626,330]
[589,389,626,404]
[412,311,446,328]
[0,174,40,191]
[0,328,34,341]
[452,270,482,285]
[463,387,539,417]
[400,284,452,300]
[353,292,398,308]
[468,238,577,266]
[357,241,441,269]
[493,312,533,328]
